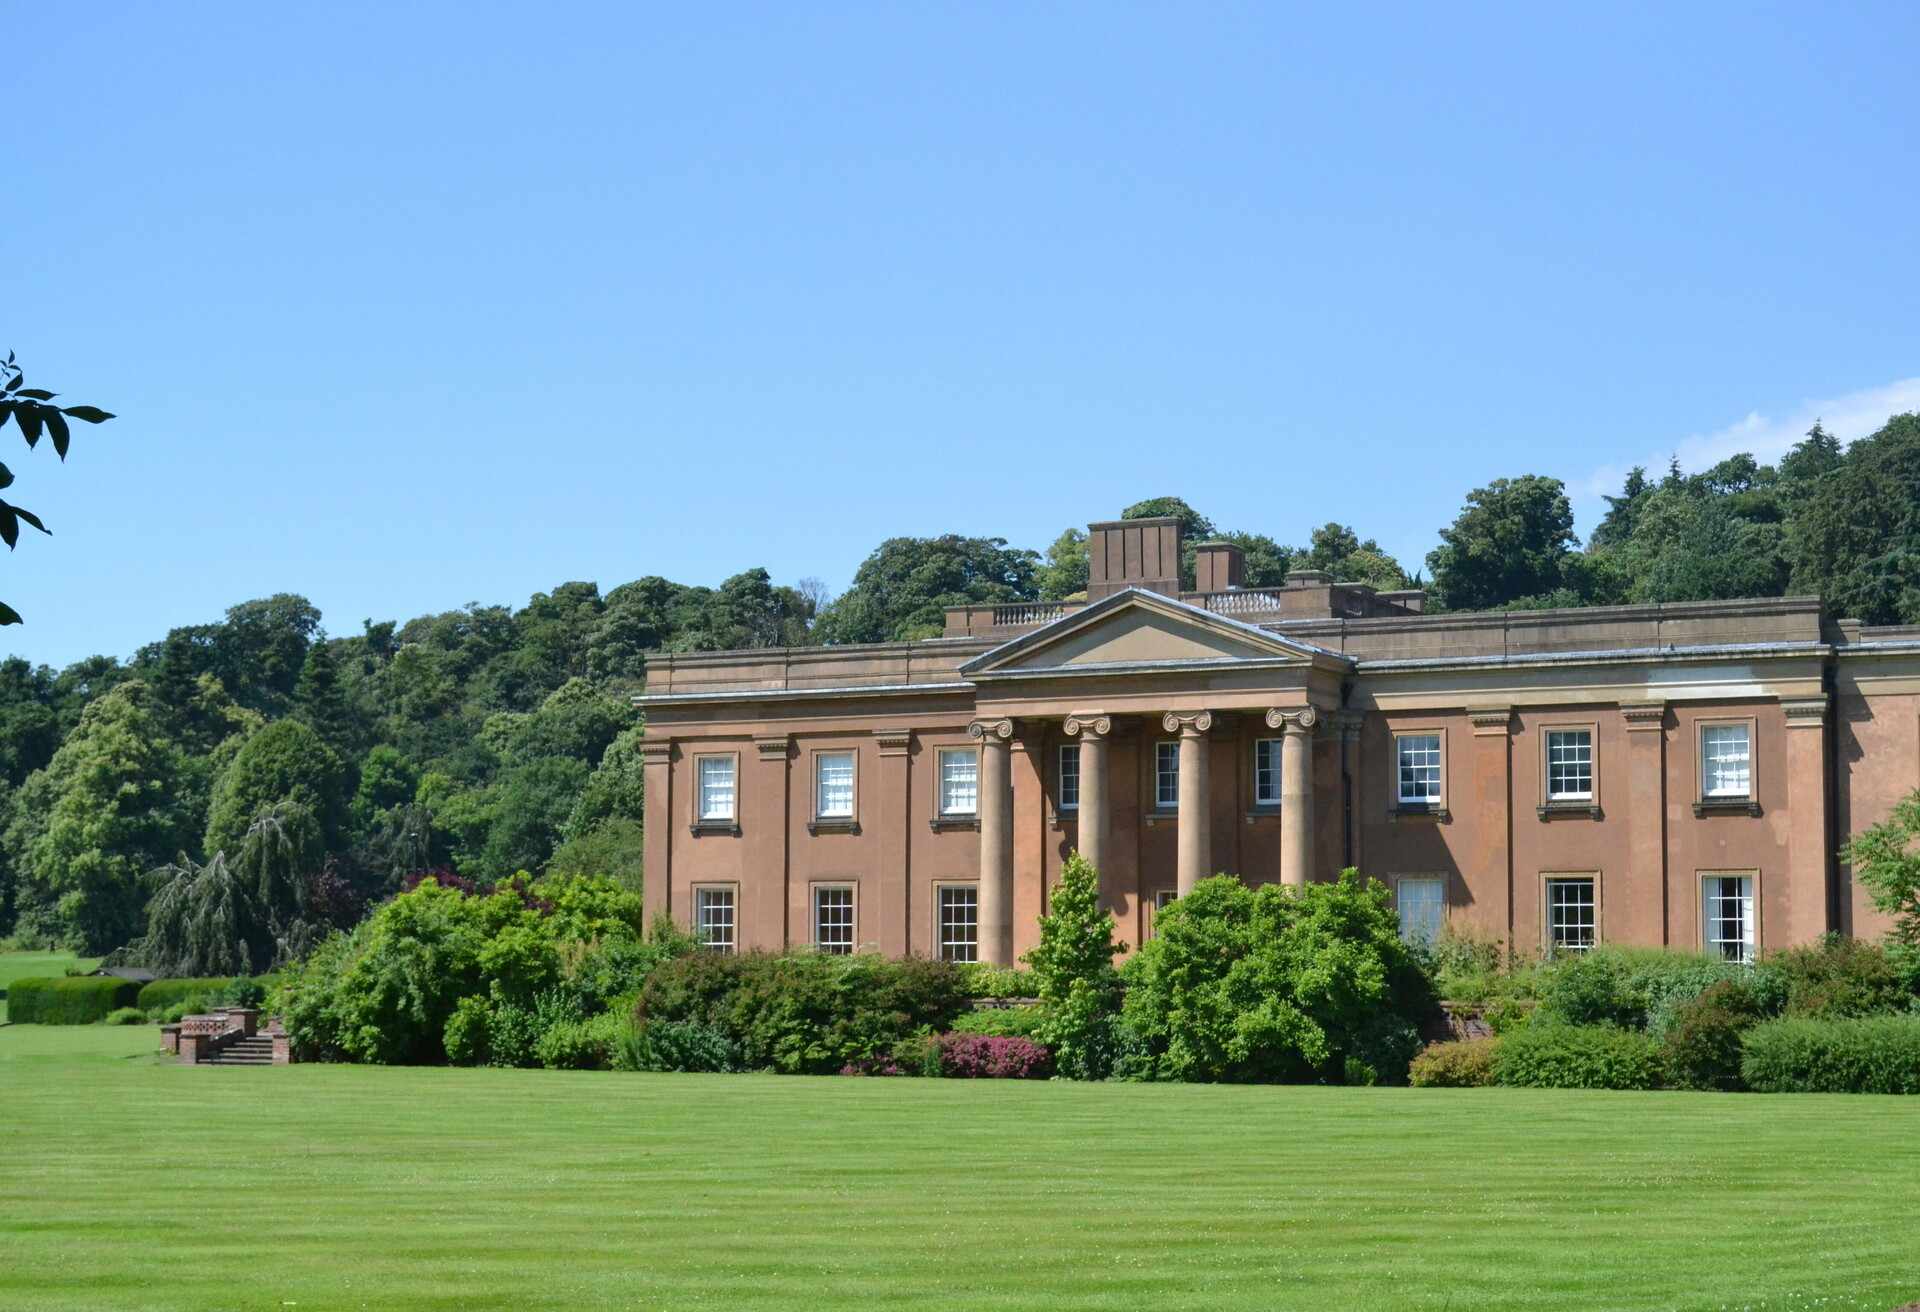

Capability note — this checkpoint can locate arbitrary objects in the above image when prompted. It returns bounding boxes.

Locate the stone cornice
[1620,701,1667,731]
[1782,695,1829,728]
[1468,707,1513,737]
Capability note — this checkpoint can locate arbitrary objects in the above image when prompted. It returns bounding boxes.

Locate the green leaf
[0,460,11,489]
[3,373,20,393]
[60,404,114,424]
[0,503,17,549]
[15,388,54,400]
[15,405,41,447]
[46,410,69,460]
[10,502,46,534]
[0,600,19,626]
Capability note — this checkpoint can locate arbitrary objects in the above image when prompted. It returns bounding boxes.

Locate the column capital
[753,734,792,761]
[639,738,674,765]
[874,728,913,757]
[968,717,1014,744]
[1468,707,1513,737]
[1264,705,1318,735]
[1782,696,1829,728]
[1161,710,1215,736]
[1332,709,1366,743]
[1063,712,1112,738]
[1620,701,1667,732]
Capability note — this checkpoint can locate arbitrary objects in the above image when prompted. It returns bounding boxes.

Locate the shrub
[949,1005,1048,1039]
[620,1019,742,1073]
[104,1006,148,1026]
[633,950,969,1075]
[7,977,141,1024]
[935,1033,1054,1079]
[536,1012,622,1070]
[1659,980,1771,1091]
[136,976,274,1013]
[1740,1015,1920,1094]
[1120,870,1437,1084]
[1422,930,1510,1004]
[1537,947,1771,1034]
[956,963,1036,999]
[1493,1023,1664,1090]
[1768,935,1912,1019]
[1023,852,1124,1080]
[1409,1038,1501,1087]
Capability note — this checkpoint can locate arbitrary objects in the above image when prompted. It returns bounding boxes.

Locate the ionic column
[970,717,1015,965]
[1266,707,1318,887]
[1164,711,1214,895]
[1064,713,1112,876]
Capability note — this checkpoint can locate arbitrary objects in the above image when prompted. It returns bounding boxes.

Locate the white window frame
[1544,727,1594,802]
[1057,742,1079,812]
[693,884,737,953]
[1146,888,1177,940]
[1543,875,1598,955]
[935,883,979,963]
[1155,740,1180,810]
[1700,872,1757,964]
[1394,875,1446,946]
[1395,731,1444,806]
[1699,720,1755,800]
[1253,738,1282,808]
[813,749,856,821]
[811,883,855,955]
[937,747,979,817]
[695,753,738,823]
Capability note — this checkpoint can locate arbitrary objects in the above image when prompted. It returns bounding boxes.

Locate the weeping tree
[142,802,324,975]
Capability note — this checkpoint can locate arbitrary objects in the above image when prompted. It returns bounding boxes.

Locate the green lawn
[0,950,99,1022]
[2,1026,1917,1311]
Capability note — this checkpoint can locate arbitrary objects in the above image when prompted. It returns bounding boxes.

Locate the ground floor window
[694,886,736,953]
[1702,874,1756,964]
[1545,876,1596,955]
[937,885,978,962]
[1396,876,1444,946]
[812,885,854,954]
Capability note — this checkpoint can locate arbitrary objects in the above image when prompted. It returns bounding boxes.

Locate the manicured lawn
[3,1025,1917,1311]
[0,950,99,1022]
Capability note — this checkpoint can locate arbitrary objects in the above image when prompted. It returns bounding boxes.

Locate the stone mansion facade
[637,516,1919,966]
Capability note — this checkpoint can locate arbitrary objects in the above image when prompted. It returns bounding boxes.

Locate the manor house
[637,516,1917,966]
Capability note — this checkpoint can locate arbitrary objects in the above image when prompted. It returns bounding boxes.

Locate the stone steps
[201,1036,277,1066]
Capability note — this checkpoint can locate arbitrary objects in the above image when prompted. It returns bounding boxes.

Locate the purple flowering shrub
[935,1032,1054,1079]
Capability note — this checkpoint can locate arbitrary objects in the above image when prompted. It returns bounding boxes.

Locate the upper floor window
[697,756,736,822]
[815,751,855,819]
[1702,874,1756,964]
[1155,741,1180,809]
[1253,739,1282,807]
[1397,733,1442,804]
[1546,729,1593,801]
[1701,724,1752,799]
[938,885,978,962]
[1396,876,1445,946]
[1545,876,1596,955]
[694,885,736,953]
[938,748,978,816]
[1057,743,1079,811]
[813,885,854,955]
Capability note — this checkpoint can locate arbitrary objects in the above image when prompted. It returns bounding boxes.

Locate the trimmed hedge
[1493,1023,1664,1090]
[1409,1038,1501,1088]
[8,977,141,1024]
[1740,1015,1920,1094]
[136,976,273,1012]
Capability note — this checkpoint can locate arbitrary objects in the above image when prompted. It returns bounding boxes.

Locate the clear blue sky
[7,3,1918,668]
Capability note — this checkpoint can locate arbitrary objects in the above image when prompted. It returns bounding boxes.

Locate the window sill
[689,820,740,837]
[1244,808,1282,824]
[1390,804,1450,822]
[1049,810,1078,830]
[1144,810,1180,827]
[1537,800,1602,820]
[929,815,979,833]
[807,818,861,836]
[1693,798,1761,818]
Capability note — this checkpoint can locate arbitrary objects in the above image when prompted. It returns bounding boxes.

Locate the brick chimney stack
[1085,517,1182,599]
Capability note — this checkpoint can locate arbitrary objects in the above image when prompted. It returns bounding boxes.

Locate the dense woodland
[2,412,1917,963]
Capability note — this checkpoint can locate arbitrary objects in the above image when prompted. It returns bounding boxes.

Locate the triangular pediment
[959,588,1346,680]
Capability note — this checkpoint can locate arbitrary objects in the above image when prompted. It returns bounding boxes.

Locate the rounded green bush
[103,1006,149,1026]
[1659,980,1770,1091]
[1740,1015,1920,1094]
[1409,1038,1501,1087]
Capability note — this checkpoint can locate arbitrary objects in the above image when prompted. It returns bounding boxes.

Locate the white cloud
[1577,376,1920,510]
